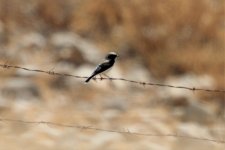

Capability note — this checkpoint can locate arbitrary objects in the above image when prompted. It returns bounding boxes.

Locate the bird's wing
[93,61,113,74]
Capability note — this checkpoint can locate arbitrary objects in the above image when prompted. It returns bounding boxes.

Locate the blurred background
[0,0,224,149]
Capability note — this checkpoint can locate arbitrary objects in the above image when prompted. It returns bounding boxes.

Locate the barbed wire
[0,64,225,144]
[0,118,224,144]
[0,63,224,93]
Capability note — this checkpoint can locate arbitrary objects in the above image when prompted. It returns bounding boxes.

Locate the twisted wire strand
[0,64,225,144]
[0,64,224,93]
[0,118,224,144]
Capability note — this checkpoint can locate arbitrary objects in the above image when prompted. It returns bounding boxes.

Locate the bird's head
[105,52,118,60]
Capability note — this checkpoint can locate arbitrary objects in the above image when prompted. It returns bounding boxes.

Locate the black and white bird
[85,52,118,83]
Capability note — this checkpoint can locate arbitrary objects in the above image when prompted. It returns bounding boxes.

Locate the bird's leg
[93,76,97,82]
[102,73,111,80]
[99,74,103,80]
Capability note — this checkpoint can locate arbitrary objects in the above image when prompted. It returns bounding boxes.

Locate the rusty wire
[0,63,224,93]
[0,63,225,143]
[0,118,224,144]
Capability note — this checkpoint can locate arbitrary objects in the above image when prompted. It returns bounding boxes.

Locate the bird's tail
[85,74,96,83]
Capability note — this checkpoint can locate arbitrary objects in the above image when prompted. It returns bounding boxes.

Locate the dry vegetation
[0,0,224,83]
[0,0,224,149]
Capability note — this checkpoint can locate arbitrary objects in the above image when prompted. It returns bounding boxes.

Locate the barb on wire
[0,64,224,93]
[0,118,224,144]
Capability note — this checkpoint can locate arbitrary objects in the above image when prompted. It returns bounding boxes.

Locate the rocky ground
[0,0,224,150]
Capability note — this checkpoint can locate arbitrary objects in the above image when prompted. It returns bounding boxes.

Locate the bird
[85,52,118,83]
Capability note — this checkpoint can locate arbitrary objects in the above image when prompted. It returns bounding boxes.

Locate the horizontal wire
[0,63,224,93]
[0,64,224,144]
[0,118,224,144]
